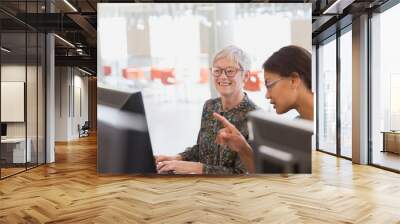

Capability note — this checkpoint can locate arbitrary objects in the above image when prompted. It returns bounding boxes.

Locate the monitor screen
[97,87,156,174]
[248,110,313,174]
[1,123,7,137]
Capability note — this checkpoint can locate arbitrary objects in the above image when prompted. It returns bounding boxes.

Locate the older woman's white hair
[212,45,251,72]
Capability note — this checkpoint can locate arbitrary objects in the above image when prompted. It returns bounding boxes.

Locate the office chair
[79,121,90,138]
[244,71,261,92]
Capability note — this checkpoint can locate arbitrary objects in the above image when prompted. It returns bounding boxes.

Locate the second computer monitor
[248,110,313,174]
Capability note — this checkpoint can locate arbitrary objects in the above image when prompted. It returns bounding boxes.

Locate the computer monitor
[97,86,157,174]
[247,110,313,174]
[1,123,7,137]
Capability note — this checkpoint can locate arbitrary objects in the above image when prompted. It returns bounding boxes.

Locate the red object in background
[160,69,176,85]
[151,67,176,85]
[122,68,145,80]
[244,71,261,91]
[103,66,112,76]
[150,67,162,80]
[198,68,209,84]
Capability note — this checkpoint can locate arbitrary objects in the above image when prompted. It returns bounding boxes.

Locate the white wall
[72,74,89,138]
[1,65,35,138]
[55,67,89,141]
[55,67,68,141]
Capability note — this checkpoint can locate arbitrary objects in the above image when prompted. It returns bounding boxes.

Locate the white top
[1,138,28,143]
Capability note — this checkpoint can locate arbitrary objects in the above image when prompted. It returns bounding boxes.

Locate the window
[317,37,337,154]
[370,2,400,171]
[340,29,352,158]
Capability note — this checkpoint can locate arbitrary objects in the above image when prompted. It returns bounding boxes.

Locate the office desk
[381,131,400,154]
[1,138,31,163]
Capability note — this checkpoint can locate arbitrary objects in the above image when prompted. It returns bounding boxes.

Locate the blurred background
[97,3,311,155]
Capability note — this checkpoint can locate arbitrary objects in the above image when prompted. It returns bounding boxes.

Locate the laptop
[97,86,157,174]
[247,110,313,174]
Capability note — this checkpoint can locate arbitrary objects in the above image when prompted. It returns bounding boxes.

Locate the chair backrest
[244,71,261,91]
[103,66,112,76]
[150,68,162,80]
[160,69,176,85]
[122,68,145,80]
[82,121,90,129]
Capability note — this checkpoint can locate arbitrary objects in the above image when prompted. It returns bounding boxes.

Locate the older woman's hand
[154,155,182,164]
[157,161,203,174]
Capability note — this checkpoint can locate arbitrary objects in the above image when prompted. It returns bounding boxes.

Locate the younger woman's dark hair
[262,45,311,90]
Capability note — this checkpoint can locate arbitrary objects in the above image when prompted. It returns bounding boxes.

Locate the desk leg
[382,133,386,153]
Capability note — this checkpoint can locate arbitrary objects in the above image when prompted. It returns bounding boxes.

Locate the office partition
[0,1,47,179]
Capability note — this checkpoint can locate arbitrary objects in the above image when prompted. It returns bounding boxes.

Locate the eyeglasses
[265,78,285,90]
[211,67,242,77]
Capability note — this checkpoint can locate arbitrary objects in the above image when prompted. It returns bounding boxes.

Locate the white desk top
[1,138,28,143]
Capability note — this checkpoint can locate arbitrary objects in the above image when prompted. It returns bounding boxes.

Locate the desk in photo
[1,138,32,164]
[381,131,400,154]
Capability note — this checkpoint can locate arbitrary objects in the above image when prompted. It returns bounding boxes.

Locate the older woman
[155,45,258,174]
[214,45,313,173]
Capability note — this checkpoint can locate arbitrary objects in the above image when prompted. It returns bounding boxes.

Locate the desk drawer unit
[13,141,31,163]
[383,132,400,154]
[0,145,14,164]
[0,139,32,164]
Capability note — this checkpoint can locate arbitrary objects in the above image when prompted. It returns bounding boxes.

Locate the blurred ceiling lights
[54,34,76,48]
[63,0,78,12]
[78,67,93,76]
[1,47,11,53]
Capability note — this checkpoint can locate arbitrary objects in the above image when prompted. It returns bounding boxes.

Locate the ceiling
[0,0,393,74]
[0,0,98,73]
[311,0,390,43]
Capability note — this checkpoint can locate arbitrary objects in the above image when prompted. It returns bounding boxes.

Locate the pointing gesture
[213,112,237,130]
[213,112,244,151]
[213,112,255,173]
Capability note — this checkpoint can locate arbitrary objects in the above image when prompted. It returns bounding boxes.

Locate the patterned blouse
[179,93,258,174]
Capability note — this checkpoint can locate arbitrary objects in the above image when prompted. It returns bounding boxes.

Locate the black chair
[79,121,90,138]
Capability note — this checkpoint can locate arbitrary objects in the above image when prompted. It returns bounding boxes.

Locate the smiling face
[212,57,247,98]
[264,71,297,114]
